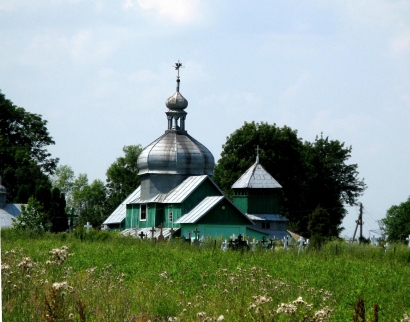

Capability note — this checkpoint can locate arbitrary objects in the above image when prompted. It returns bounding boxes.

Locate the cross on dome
[173,60,184,79]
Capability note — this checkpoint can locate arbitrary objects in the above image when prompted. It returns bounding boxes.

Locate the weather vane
[173,60,184,79]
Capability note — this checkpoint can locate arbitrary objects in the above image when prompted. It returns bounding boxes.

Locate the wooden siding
[246,227,269,240]
[233,195,280,214]
[180,224,246,239]
[182,179,222,215]
[162,204,182,229]
[197,199,250,225]
[233,196,248,213]
[126,203,157,229]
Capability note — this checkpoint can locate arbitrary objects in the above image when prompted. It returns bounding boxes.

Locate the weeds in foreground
[2,230,410,321]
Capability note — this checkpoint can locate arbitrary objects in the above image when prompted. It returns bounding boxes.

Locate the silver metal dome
[137,130,215,176]
[166,91,188,110]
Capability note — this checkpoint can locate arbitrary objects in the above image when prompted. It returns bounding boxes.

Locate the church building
[103,61,288,240]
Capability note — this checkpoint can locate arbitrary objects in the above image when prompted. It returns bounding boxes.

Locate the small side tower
[231,146,288,238]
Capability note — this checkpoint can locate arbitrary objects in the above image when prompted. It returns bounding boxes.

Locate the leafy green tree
[105,145,142,213]
[213,121,366,237]
[12,197,50,232]
[308,205,331,237]
[49,187,68,232]
[382,197,410,241]
[50,165,75,199]
[0,91,58,202]
[71,175,107,228]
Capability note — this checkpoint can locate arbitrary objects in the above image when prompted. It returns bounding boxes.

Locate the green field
[2,229,410,321]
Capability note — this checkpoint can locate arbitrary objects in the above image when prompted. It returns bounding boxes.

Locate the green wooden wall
[197,199,250,226]
[233,189,280,214]
[180,224,247,239]
[182,179,222,214]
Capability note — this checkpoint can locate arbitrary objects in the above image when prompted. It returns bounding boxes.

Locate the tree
[71,175,107,228]
[213,121,366,237]
[105,145,142,213]
[308,205,332,237]
[12,197,50,232]
[382,197,410,241]
[0,91,58,202]
[50,165,75,200]
[49,187,68,233]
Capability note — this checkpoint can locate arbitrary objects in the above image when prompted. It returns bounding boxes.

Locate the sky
[1,0,410,239]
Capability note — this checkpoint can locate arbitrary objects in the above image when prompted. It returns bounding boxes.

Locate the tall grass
[2,228,410,321]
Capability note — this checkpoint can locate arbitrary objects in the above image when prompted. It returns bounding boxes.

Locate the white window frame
[140,204,147,221]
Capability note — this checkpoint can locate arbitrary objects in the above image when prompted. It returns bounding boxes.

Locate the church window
[140,204,147,221]
[262,222,270,229]
[168,212,173,222]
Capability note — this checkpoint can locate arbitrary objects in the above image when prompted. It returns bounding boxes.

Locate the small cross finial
[255,145,260,163]
[173,60,184,79]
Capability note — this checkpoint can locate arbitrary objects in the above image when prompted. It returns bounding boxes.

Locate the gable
[176,196,253,226]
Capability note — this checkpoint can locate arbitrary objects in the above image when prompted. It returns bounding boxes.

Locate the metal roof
[137,131,215,176]
[175,196,224,223]
[246,214,289,222]
[0,204,23,228]
[103,186,141,224]
[129,175,221,204]
[232,160,282,189]
[162,175,208,203]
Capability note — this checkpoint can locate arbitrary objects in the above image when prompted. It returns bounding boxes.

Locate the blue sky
[2,0,410,238]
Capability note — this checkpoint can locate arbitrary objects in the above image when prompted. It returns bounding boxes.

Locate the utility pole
[352,203,364,242]
[359,202,363,242]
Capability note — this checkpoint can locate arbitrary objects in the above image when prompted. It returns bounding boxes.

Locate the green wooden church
[103,62,288,240]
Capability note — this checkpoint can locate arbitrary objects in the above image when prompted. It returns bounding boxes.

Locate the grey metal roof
[103,186,141,225]
[246,214,289,222]
[0,204,23,228]
[175,196,224,223]
[232,160,282,189]
[129,175,222,204]
[162,175,208,203]
[137,131,215,176]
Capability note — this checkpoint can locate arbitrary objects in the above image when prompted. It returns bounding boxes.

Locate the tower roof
[232,158,282,189]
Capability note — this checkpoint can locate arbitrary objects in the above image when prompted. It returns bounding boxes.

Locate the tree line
[7,90,409,241]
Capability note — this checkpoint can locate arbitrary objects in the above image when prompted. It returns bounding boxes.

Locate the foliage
[2,231,410,321]
[50,165,75,200]
[382,196,410,241]
[49,187,68,233]
[71,175,107,228]
[308,205,332,237]
[105,145,143,214]
[12,197,50,232]
[213,122,366,237]
[0,91,58,203]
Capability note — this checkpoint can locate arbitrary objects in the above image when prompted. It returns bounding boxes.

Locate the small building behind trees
[0,180,23,228]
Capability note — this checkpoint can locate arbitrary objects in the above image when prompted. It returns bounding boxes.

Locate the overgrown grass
[2,228,410,321]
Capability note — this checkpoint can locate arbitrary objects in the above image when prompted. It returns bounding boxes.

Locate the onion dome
[137,131,214,176]
[137,60,215,176]
[165,82,188,110]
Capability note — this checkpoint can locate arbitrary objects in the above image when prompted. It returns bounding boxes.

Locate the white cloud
[124,0,204,25]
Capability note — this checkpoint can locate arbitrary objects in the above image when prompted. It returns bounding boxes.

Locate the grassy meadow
[2,229,410,321]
